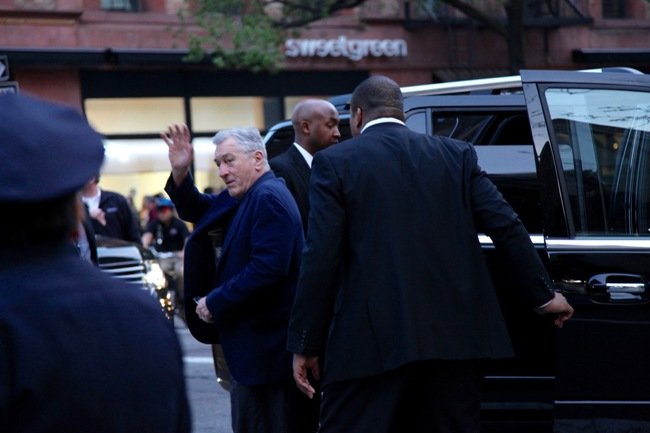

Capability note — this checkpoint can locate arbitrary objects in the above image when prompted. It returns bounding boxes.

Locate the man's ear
[300,120,310,135]
[253,150,266,170]
[354,107,363,130]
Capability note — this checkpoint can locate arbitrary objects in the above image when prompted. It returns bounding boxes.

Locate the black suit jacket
[287,122,555,386]
[269,144,311,235]
[91,189,141,244]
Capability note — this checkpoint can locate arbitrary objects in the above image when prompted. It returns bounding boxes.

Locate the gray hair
[212,127,268,162]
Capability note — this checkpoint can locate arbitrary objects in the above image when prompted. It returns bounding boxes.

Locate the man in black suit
[287,76,574,433]
[269,99,341,235]
[81,175,142,244]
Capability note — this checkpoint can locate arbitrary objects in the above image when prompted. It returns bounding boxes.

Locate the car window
[475,145,541,232]
[545,87,650,235]
[265,125,296,160]
[422,111,541,232]
[405,110,426,134]
[432,114,492,143]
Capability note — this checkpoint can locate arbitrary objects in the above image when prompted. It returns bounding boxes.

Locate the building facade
[2,0,649,198]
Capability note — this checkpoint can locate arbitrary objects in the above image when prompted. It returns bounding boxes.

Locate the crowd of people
[1,76,574,433]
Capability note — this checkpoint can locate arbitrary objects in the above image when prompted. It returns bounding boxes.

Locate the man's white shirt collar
[293,142,313,168]
[81,187,101,211]
[361,117,406,134]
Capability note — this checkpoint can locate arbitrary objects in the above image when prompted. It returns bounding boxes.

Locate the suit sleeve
[467,144,555,308]
[164,172,212,224]
[287,153,344,356]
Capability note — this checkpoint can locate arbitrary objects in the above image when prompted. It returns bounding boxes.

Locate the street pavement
[175,318,232,433]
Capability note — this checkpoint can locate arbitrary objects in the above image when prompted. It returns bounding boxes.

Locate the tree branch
[265,0,367,28]
[437,0,508,38]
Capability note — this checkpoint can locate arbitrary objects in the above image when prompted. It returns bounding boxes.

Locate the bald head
[349,76,404,136]
[291,99,341,154]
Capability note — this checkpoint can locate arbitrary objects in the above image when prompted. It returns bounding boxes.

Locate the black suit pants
[230,378,319,433]
[318,359,481,433]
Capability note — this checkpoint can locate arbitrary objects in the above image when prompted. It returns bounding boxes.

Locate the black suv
[262,70,650,433]
[405,70,650,433]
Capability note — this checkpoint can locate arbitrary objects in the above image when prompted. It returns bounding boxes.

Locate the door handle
[555,279,586,295]
[587,274,648,304]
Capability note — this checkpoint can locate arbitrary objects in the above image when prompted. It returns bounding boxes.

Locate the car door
[521,70,650,432]
[405,95,557,431]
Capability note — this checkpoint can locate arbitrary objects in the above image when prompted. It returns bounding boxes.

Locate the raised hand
[161,123,194,185]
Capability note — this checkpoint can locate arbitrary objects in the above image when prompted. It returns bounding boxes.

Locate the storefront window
[84,94,323,208]
[191,97,265,132]
[85,98,184,135]
[99,138,223,217]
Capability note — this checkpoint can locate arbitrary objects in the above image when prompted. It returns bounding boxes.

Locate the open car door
[522,69,650,432]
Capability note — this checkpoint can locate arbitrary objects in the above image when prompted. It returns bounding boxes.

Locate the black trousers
[230,379,319,433]
[318,359,481,433]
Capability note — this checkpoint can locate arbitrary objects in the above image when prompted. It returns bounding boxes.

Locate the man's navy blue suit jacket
[166,171,303,386]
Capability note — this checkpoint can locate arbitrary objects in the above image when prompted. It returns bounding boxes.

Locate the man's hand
[293,354,320,399]
[539,292,574,328]
[195,296,214,323]
[161,123,194,185]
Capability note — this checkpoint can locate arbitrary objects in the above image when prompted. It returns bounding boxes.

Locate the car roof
[329,67,644,113]
[404,94,526,111]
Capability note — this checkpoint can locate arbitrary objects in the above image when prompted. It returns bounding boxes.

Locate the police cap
[0,93,105,202]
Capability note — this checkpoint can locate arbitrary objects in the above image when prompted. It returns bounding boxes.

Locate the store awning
[573,48,650,67]
[0,48,202,67]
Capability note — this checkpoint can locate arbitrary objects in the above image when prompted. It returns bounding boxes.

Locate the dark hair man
[0,93,190,433]
[81,175,142,244]
[287,76,574,433]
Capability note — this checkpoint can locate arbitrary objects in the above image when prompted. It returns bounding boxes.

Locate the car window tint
[405,110,426,133]
[265,126,295,160]
[427,112,541,232]
[475,145,541,233]
[338,121,352,143]
[432,114,492,143]
[545,87,650,235]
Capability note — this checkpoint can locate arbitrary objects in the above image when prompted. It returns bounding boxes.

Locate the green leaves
[177,0,366,72]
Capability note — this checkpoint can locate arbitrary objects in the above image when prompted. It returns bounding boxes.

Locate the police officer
[0,93,191,433]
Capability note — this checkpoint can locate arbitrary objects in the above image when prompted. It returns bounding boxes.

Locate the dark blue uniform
[0,93,191,433]
[0,244,191,433]
[144,217,190,252]
[92,189,142,243]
